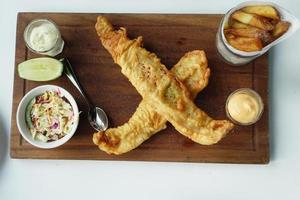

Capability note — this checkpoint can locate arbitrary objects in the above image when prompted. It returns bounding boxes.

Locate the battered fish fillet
[95,16,234,145]
[93,50,210,154]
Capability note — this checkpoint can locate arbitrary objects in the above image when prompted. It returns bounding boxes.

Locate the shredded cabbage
[27,90,74,142]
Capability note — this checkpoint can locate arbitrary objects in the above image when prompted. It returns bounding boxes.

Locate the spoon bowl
[88,107,108,131]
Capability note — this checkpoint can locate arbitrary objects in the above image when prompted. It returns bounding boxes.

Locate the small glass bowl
[225,88,264,126]
[23,19,64,57]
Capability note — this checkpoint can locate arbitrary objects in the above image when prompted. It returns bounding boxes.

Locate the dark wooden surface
[10,13,269,164]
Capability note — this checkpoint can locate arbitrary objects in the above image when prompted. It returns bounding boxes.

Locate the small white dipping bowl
[16,85,79,149]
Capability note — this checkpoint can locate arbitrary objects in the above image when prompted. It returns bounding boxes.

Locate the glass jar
[24,19,64,57]
[225,88,264,125]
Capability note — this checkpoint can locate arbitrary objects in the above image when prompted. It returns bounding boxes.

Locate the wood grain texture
[10,13,269,164]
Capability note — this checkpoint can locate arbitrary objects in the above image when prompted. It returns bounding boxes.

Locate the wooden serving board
[10,13,269,164]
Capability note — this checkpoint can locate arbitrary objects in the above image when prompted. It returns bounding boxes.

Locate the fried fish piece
[93,50,210,154]
[95,16,233,145]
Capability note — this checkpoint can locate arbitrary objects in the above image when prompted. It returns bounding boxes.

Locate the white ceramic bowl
[16,85,79,149]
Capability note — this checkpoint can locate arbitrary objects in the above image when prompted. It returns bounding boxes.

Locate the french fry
[231,11,274,31]
[231,20,251,29]
[225,28,273,45]
[225,33,263,52]
[225,28,261,38]
[242,5,280,20]
[224,5,290,52]
[224,20,230,29]
[272,21,290,38]
[270,19,280,25]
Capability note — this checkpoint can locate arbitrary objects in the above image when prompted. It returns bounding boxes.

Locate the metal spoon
[61,58,108,132]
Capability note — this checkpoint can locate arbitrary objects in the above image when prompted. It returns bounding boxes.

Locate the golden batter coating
[95,16,233,147]
[93,50,210,154]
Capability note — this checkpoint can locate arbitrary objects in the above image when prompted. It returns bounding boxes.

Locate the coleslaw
[26,90,75,142]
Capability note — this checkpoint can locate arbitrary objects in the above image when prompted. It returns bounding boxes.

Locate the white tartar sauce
[29,23,58,52]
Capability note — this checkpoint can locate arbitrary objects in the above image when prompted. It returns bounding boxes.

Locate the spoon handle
[61,58,93,108]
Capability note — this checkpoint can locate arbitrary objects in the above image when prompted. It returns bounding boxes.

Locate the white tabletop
[1,0,300,199]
